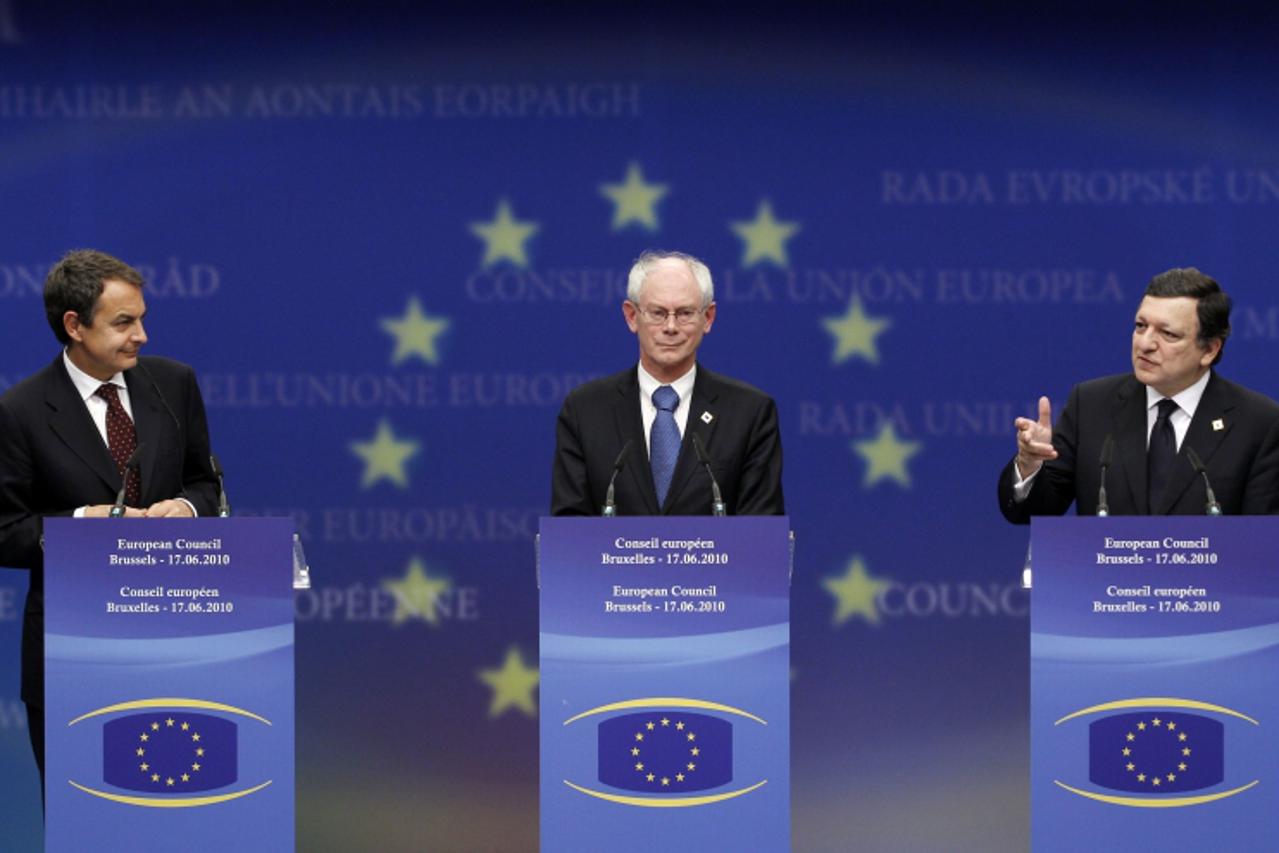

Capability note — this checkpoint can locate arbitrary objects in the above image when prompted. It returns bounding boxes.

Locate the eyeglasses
[633,304,704,326]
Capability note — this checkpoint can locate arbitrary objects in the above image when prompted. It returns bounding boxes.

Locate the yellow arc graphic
[1054,697,1258,726]
[1053,779,1257,808]
[563,697,766,726]
[564,779,767,807]
[68,697,272,727]
[67,780,273,808]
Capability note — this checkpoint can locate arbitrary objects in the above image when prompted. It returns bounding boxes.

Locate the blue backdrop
[2,4,1278,850]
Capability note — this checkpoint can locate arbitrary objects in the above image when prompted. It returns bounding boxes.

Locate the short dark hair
[1144,267,1230,365]
[43,249,145,345]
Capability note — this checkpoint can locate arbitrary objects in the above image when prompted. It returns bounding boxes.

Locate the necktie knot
[653,385,680,413]
[96,383,121,404]
[1156,398,1178,422]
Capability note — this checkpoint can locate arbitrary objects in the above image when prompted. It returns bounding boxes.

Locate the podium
[538,516,792,853]
[42,517,296,852]
[1030,517,1279,851]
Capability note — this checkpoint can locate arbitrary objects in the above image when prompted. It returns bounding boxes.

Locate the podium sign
[43,518,294,852]
[1031,517,1279,851]
[539,516,791,852]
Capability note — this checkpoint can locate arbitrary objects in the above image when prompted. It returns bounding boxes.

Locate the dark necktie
[96,383,141,507]
[1147,397,1178,509]
[651,385,681,507]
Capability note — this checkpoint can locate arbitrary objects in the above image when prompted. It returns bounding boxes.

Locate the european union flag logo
[598,711,731,793]
[103,712,238,794]
[1089,711,1223,794]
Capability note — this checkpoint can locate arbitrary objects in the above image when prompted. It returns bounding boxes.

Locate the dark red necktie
[96,383,141,507]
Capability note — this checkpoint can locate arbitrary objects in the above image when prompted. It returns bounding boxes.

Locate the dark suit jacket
[998,371,1279,522]
[0,354,219,704]
[551,365,784,516]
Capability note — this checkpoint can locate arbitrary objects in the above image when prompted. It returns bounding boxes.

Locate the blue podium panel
[539,516,790,853]
[1030,517,1279,852]
[43,518,295,853]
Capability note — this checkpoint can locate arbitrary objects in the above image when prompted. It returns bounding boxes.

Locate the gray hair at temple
[1144,267,1231,365]
[626,250,714,308]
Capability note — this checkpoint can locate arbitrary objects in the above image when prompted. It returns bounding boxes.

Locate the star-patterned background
[2,4,1279,851]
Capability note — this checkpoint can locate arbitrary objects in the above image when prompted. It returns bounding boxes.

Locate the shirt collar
[638,362,697,407]
[62,350,126,403]
[1145,369,1210,418]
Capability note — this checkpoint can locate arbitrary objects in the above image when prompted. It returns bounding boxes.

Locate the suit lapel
[1112,377,1150,514]
[125,367,167,506]
[44,357,120,494]
[614,370,660,514]
[1155,372,1232,514]
[663,369,720,513]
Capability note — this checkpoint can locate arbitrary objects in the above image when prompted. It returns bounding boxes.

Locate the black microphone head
[1100,435,1114,467]
[125,444,145,468]
[1185,445,1205,474]
[691,432,711,465]
[210,453,224,476]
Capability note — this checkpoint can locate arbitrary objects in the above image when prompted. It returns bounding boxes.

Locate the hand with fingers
[1014,396,1058,479]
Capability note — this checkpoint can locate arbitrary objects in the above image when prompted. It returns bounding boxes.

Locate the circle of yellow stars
[1121,716,1192,787]
[134,717,206,788]
[629,716,701,787]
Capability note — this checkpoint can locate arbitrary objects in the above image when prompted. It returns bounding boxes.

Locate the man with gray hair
[551,250,784,516]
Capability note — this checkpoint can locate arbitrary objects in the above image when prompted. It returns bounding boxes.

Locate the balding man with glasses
[551,250,784,516]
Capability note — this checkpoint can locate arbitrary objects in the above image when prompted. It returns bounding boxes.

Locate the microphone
[602,440,632,517]
[1096,435,1114,517]
[109,445,145,518]
[691,433,726,517]
[210,453,231,517]
[137,360,181,431]
[1185,447,1222,516]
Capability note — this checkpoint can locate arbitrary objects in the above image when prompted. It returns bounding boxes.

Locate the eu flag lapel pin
[1212,418,1225,431]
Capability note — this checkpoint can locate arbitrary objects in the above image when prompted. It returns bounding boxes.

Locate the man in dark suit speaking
[999,267,1279,521]
[0,249,220,778]
[552,250,784,516]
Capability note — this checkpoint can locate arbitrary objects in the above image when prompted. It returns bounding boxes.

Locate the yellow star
[646,773,655,782]
[1122,747,1131,756]
[730,199,800,268]
[1137,722,1146,731]
[599,162,669,231]
[165,718,175,727]
[676,773,685,782]
[1167,722,1176,731]
[646,722,655,730]
[823,555,891,627]
[136,747,145,757]
[853,422,922,488]
[477,646,539,719]
[192,762,202,771]
[181,722,189,731]
[635,762,644,771]
[691,747,700,756]
[382,556,452,626]
[195,748,204,757]
[676,722,684,730]
[660,718,670,726]
[192,733,201,743]
[470,198,539,268]
[140,763,149,771]
[350,419,420,489]
[151,722,160,731]
[631,747,640,756]
[661,777,670,786]
[1137,773,1146,782]
[181,773,190,782]
[822,295,891,365]
[381,295,450,366]
[150,773,160,783]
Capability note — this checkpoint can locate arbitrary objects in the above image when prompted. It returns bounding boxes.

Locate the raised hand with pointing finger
[1014,396,1058,479]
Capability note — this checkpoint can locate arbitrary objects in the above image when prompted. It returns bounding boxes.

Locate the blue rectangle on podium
[42,518,294,852]
[1031,517,1279,851]
[539,516,791,853]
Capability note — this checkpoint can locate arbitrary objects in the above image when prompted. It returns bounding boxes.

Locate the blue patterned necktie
[650,385,681,507]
